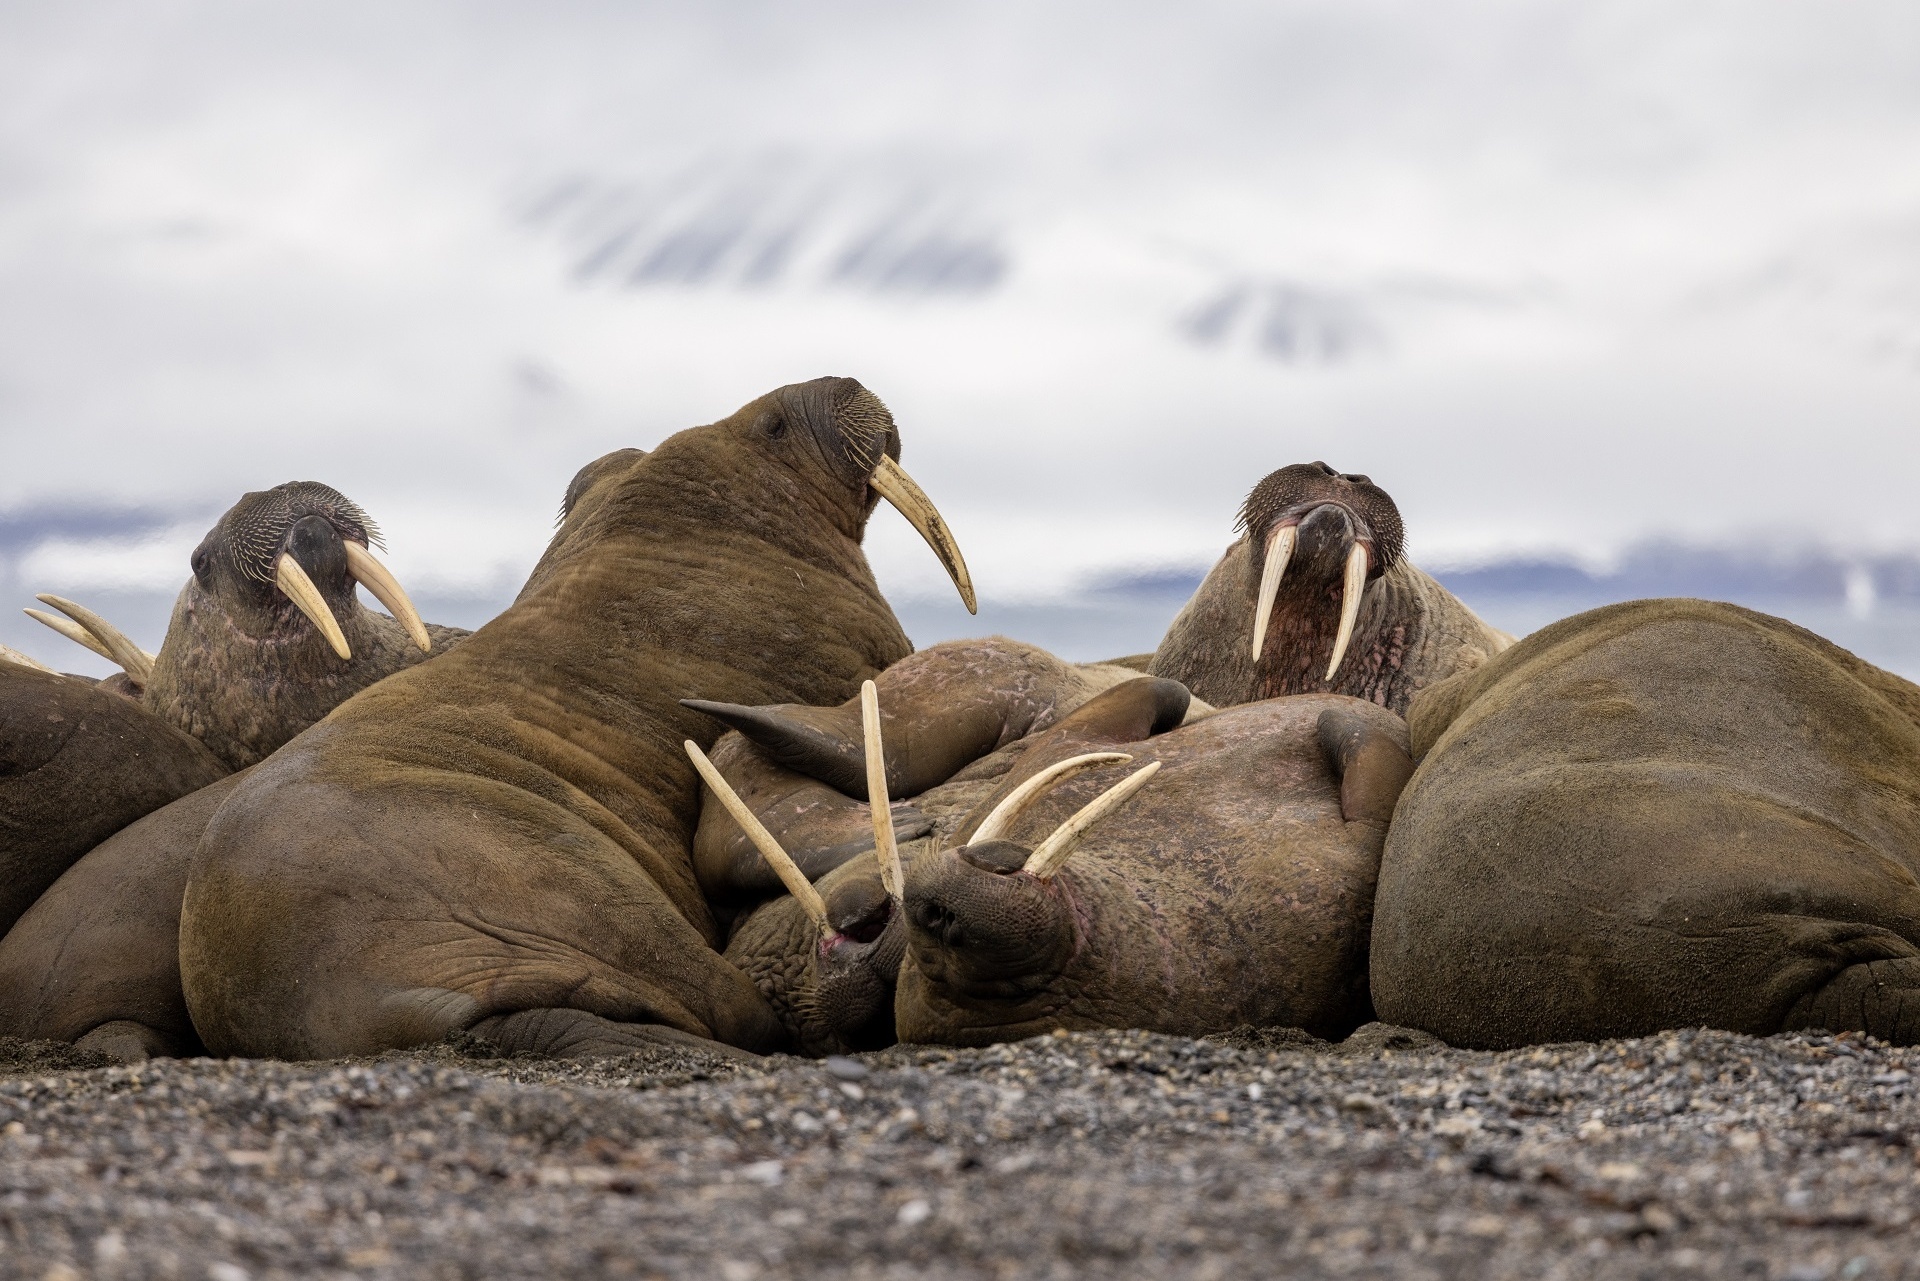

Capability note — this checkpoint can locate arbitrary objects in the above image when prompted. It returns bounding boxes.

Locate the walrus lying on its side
[180,377,974,1061]
[1149,462,1511,715]
[1372,598,1920,1049]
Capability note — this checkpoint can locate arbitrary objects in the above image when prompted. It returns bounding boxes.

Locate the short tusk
[969,752,1134,847]
[1022,761,1162,879]
[869,454,977,615]
[274,553,351,660]
[861,680,905,903]
[1250,524,1297,660]
[685,739,833,938]
[33,595,155,684]
[0,641,54,673]
[1325,543,1369,681]
[343,541,430,653]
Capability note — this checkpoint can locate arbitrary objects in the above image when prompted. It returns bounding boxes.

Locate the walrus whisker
[1250,524,1297,660]
[867,455,977,615]
[1325,543,1369,681]
[25,608,114,662]
[969,752,1134,847]
[343,542,431,653]
[684,739,833,938]
[861,680,904,903]
[1022,761,1162,879]
[273,553,352,660]
[33,595,156,684]
[0,641,54,672]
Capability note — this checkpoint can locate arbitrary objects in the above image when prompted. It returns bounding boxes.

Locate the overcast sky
[3,1,1918,620]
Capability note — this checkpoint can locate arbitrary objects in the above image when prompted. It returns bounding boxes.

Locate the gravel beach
[0,1024,1914,1280]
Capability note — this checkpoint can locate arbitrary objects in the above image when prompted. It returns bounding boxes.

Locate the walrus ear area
[559,447,648,524]
[681,699,870,798]
[1316,706,1414,825]
[1047,677,1192,745]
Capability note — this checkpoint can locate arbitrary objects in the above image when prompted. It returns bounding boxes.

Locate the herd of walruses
[4,377,1918,1064]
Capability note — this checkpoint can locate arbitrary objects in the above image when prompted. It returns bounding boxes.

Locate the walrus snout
[815,877,907,1049]
[903,844,1077,989]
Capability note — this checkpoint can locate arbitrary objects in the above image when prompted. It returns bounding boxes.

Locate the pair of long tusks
[1021,762,1162,880]
[686,738,834,940]
[861,680,904,903]
[968,752,1134,846]
[1246,525,1370,682]
[26,595,155,684]
[869,454,977,615]
[274,543,431,662]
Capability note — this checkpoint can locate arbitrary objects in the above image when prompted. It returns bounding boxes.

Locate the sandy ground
[0,1024,1913,1280]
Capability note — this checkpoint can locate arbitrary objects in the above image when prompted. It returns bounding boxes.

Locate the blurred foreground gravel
[0,1023,1913,1279]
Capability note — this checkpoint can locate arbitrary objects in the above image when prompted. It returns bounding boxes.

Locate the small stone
[824,1056,869,1082]
[898,1198,932,1226]
[740,1160,783,1186]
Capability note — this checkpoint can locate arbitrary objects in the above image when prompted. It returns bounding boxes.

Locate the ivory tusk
[1250,524,1297,660]
[274,553,351,660]
[1325,543,1369,681]
[26,609,113,662]
[343,541,430,653]
[969,752,1134,847]
[0,641,54,673]
[33,595,155,684]
[861,681,905,903]
[1022,761,1162,880]
[869,454,977,615]
[685,739,833,938]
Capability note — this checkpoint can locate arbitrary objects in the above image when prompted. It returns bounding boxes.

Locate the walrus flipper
[1316,706,1415,826]
[469,1008,762,1063]
[681,699,873,797]
[1786,954,1920,1045]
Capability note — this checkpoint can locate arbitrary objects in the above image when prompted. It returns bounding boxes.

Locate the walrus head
[1239,462,1405,689]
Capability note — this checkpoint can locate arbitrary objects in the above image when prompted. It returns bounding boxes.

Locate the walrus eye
[190,548,212,586]
[761,414,789,441]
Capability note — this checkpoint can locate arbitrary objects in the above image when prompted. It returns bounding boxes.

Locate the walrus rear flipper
[1786,955,1920,1045]
[470,1008,762,1062]
[1316,706,1415,826]
[74,1019,194,1065]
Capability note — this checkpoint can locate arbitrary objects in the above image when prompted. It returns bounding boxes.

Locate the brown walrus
[1371,598,1920,1049]
[1149,462,1511,716]
[179,377,974,1060]
[0,665,226,941]
[26,480,465,769]
[895,678,1413,1045]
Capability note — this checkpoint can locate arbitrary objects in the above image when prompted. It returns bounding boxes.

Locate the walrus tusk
[32,595,156,684]
[684,739,833,938]
[868,454,977,615]
[861,681,904,903]
[1022,761,1162,879]
[1325,543,1369,681]
[0,641,54,672]
[970,752,1135,847]
[1250,524,1297,660]
[26,609,113,662]
[343,541,430,653]
[274,553,352,660]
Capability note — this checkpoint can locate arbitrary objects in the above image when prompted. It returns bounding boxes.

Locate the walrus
[179,377,974,1060]
[26,480,465,768]
[1148,462,1511,715]
[894,678,1414,1045]
[684,637,1210,1053]
[1370,598,1920,1049]
[0,665,226,940]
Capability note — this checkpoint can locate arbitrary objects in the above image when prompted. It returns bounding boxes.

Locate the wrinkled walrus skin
[0,666,227,941]
[0,771,248,1061]
[181,378,948,1060]
[1372,598,1920,1049]
[895,678,1415,1047]
[1149,462,1510,715]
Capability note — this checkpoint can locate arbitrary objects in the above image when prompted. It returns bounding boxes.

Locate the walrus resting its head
[895,679,1411,1046]
[1148,462,1511,715]
[23,481,467,769]
[1373,598,1920,1049]
[181,377,972,1061]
